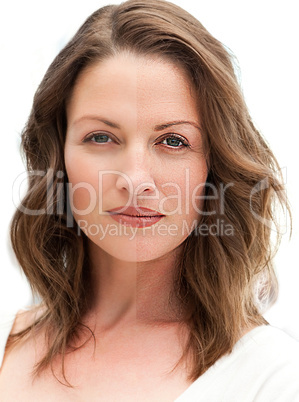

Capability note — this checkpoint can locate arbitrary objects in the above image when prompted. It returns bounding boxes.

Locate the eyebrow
[72,115,201,132]
[73,116,121,129]
[154,120,201,132]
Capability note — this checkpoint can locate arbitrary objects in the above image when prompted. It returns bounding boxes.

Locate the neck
[85,240,185,331]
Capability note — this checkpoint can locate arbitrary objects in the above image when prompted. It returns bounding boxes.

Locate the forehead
[67,52,199,128]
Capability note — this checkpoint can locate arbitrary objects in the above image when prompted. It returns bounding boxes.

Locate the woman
[0,0,298,400]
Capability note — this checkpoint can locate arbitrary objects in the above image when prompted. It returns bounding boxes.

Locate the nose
[115,147,157,199]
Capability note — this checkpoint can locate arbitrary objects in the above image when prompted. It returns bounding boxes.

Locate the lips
[107,206,165,228]
[107,206,164,217]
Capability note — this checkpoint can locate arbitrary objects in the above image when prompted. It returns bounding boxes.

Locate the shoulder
[0,305,45,369]
[177,325,299,402]
[233,325,299,377]
[0,309,17,368]
[236,324,299,359]
[233,325,299,401]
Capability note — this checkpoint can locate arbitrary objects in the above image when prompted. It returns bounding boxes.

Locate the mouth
[107,206,165,228]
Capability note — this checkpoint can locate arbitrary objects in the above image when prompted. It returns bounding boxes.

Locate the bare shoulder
[2,304,46,364]
[10,304,45,335]
[0,304,48,398]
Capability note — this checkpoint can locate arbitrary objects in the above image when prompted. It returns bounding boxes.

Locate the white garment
[1,311,298,401]
[175,325,299,402]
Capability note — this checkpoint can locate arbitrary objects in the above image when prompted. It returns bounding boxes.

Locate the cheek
[189,175,207,212]
[160,161,207,215]
[65,153,100,214]
[184,162,208,224]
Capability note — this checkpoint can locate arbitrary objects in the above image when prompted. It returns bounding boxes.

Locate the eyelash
[83,132,191,150]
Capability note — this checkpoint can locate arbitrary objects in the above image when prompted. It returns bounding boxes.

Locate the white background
[0,0,298,339]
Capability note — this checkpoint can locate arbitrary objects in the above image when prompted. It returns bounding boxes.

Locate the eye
[158,134,190,149]
[82,131,190,149]
[83,132,113,144]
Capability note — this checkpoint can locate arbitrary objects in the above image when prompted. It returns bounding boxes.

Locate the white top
[175,325,299,401]
[1,311,299,401]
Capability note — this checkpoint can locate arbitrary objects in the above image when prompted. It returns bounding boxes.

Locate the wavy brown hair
[9,0,289,384]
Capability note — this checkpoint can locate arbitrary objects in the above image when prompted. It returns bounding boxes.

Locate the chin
[88,233,184,263]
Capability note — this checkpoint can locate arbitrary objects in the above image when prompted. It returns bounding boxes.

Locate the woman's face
[65,52,207,262]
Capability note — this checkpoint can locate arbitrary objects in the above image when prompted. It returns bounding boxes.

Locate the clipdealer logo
[12,167,288,235]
